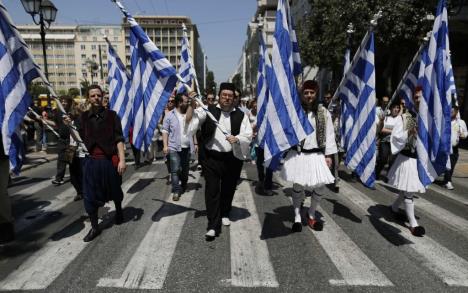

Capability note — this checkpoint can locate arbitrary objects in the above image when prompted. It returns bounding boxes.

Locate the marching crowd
[1,80,467,244]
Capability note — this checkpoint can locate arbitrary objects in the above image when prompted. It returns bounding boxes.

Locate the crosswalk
[1,163,468,291]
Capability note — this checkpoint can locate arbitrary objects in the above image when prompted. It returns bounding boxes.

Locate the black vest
[80,109,118,157]
[201,106,244,145]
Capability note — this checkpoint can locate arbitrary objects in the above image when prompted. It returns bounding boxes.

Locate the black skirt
[82,157,123,214]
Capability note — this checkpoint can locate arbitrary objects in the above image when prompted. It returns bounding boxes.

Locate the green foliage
[68,88,80,98]
[206,71,217,94]
[231,73,243,93]
[28,83,49,99]
[298,0,439,74]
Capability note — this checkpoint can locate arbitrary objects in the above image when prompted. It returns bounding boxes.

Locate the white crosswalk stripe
[228,174,279,287]
[2,165,468,290]
[0,171,158,290]
[340,180,468,286]
[97,172,200,289]
[9,176,54,198]
[376,181,468,238]
[305,200,393,286]
[427,184,468,206]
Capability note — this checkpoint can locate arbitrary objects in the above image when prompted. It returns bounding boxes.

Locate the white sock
[404,194,418,228]
[292,184,304,223]
[308,192,321,219]
[392,191,405,212]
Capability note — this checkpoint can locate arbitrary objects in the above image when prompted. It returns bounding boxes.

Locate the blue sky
[3,0,257,83]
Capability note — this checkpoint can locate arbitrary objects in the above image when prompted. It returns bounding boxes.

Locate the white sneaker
[222,217,231,226]
[205,229,216,241]
[445,182,454,190]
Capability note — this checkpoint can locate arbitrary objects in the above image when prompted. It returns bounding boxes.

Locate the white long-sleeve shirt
[194,105,252,159]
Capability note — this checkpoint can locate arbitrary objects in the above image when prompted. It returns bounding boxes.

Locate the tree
[80,79,90,97]
[206,71,217,94]
[28,82,49,99]
[68,88,80,98]
[231,73,243,93]
[297,0,442,95]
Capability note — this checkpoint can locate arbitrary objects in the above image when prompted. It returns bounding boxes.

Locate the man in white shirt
[193,83,252,241]
[162,93,197,201]
[444,104,467,190]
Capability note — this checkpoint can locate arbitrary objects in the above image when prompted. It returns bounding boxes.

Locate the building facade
[121,15,205,92]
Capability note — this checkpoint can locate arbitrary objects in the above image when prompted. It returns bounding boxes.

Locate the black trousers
[202,149,243,231]
[255,147,273,189]
[131,144,141,166]
[70,156,83,195]
[376,141,393,178]
[444,146,459,183]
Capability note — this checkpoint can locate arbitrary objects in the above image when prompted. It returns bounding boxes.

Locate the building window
[81,54,86,59]
[92,54,97,59]
[91,45,97,50]
[81,45,86,50]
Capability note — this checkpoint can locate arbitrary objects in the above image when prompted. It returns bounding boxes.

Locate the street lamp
[20,0,58,108]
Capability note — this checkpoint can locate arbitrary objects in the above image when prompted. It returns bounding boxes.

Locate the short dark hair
[87,85,103,97]
[174,93,186,107]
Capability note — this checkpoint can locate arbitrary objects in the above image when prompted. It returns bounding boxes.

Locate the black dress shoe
[410,226,426,237]
[291,222,302,232]
[83,228,101,242]
[0,222,15,244]
[115,212,124,225]
[73,193,83,201]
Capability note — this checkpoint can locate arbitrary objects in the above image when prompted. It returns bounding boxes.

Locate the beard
[302,99,318,113]
[179,105,188,113]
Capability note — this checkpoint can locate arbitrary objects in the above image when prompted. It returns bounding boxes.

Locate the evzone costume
[387,110,426,236]
[280,80,337,232]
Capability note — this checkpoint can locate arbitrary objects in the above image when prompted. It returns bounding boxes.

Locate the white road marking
[0,171,158,290]
[301,197,393,286]
[97,172,200,289]
[376,181,468,238]
[9,176,54,197]
[341,181,468,287]
[229,175,279,287]
[427,184,468,206]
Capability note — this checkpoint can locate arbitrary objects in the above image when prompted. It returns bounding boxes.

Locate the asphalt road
[1,157,468,293]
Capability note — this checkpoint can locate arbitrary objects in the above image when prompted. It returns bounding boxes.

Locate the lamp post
[20,0,57,108]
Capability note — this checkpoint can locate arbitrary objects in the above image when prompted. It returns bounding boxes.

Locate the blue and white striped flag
[338,33,377,187]
[0,3,41,173]
[416,0,453,186]
[262,0,313,169]
[177,24,196,94]
[340,48,352,149]
[106,38,132,140]
[113,0,177,151]
[285,0,302,76]
[256,32,269,148]
[399,44,428,114]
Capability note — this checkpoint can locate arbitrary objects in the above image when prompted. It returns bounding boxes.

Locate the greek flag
[255,32,269,147]
[340,48,352,149]
[113,0,177,151]
[106,38,132,140]
[286,0,302,76]
[262,0,313,169]
[177,24,196,94]
[0,3,41,173]
[416,0,453,186]
[338,33,376,187]
[399,44,428,113]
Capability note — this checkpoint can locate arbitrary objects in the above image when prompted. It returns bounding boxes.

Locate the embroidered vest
[401,112,417,151]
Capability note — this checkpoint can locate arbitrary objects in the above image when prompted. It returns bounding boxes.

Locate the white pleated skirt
[387,154,426,193]
[280,151,335,188]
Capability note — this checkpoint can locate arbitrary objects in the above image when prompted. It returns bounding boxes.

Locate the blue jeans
[169,148,190,194]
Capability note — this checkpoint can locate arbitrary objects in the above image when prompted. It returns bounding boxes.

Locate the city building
[75,25,123,88]
[19,24,78,93]
[121,15,205,93]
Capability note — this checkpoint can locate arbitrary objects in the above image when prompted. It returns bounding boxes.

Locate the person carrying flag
[387,88,426,236]
[281,80,337,232]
